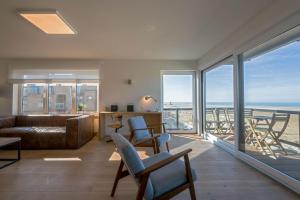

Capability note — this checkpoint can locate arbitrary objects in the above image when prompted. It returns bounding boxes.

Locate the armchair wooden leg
[153,139,160,154]
[189,181,196,200]
[156,145,160,153]
[152,145,157,154]
[152,139,157,154]
[111,160,124,197]
[136,173,150,200]
[184,154,196,200]
[166,142,170,152]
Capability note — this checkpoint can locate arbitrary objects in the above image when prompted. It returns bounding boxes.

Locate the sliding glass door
[161,71,196,132]
[200,25,300,190]
[243,36,300,181]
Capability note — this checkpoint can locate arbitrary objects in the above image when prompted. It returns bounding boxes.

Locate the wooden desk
[99,112,162,141]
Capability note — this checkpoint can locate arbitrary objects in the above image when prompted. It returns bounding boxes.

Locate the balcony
[163,108,193,130]
[205,106,300,181]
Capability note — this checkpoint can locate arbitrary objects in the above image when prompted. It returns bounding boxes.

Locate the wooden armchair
[128,116,171,154]
[111,133,197,200]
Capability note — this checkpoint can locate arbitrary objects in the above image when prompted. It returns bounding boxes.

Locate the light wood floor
[0,134,298,200]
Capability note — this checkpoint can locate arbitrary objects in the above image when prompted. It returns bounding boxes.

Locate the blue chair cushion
[143,152,197,198]
[142,133,171,147]
[156,133,171,146]
[111,134,154,200]
[128,116,151,141]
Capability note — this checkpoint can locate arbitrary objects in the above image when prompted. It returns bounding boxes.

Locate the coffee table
[0,137,21,169]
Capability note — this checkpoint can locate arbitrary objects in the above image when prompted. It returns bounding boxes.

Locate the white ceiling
[0,0,274,60]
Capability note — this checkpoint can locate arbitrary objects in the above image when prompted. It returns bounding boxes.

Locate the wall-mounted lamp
[144,95,157,102]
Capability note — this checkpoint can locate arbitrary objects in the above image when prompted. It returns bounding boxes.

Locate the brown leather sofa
[0,115,95,149]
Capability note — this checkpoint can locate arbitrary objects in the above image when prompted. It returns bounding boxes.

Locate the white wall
[0,60,12,115]
[100,60,196,112]
[198,0,300,69]
[0,59,197,115]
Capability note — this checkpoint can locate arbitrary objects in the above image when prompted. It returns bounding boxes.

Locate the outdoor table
[252,115,273,127]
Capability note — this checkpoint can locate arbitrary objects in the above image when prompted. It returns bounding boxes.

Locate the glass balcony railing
[163,108,193,130]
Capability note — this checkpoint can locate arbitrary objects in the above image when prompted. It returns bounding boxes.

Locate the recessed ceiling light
[18,10,76,34]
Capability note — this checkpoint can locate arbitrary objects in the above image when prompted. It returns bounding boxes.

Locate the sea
[164,102,300,111]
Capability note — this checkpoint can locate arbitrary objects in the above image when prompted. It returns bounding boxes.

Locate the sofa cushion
[0,116,16,129]
[0,127,66,134]
[0,127,66,149]
[15,115,79,127]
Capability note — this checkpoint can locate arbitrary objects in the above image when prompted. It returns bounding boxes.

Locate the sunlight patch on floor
[43,157,82,161]
[170,140,214,160]
[173,134,201,140]
[109,150,149,161]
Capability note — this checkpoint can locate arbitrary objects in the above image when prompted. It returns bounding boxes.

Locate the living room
[0,1,299,199]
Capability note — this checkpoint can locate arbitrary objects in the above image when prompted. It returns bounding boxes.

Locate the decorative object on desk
[127,104,134,112]
[111,105,118,112]
[78,103,86,112]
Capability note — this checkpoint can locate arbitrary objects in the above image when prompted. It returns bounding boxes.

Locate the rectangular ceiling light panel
[19,10,76,34]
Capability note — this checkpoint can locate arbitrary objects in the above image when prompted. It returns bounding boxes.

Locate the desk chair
[108,113,123,133]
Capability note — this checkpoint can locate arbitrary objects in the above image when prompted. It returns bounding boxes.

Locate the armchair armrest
[147,123,166,127]
[133,135,161,146]
[147,123,167,133]
[132,127,154,131]
[135,148,192,177]
[131,127,155,138]
[66,115,94,148]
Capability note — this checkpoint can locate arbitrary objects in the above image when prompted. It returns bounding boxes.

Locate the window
[162,71,196,132]
[243,36,300,181]
[21,83,47,114]
[49,83,74,114]
[203,57,235,144]
[76,84,98,112]
[18,82,98,114]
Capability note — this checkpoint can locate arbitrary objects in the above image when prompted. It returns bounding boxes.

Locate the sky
[163,74,193,103]
[205,40,300,104]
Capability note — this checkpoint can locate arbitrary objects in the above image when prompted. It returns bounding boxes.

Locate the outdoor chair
[244,108,254,119]
[205,108,224,134]
[246,113,290,157]
[110,133,197,200]
[243,108,254,131]
[225,108,234,134]
[128,116,171,154]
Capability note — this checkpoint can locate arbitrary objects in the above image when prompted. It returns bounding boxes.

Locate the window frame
[160,70,197,133]
[19,83,48,114]
[17,82,99,115]
[200,24,300,193]
[76,83,99,113]
[202,56,235,146]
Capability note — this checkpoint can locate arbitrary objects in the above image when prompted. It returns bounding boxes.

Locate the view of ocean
[164,101,300,111]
